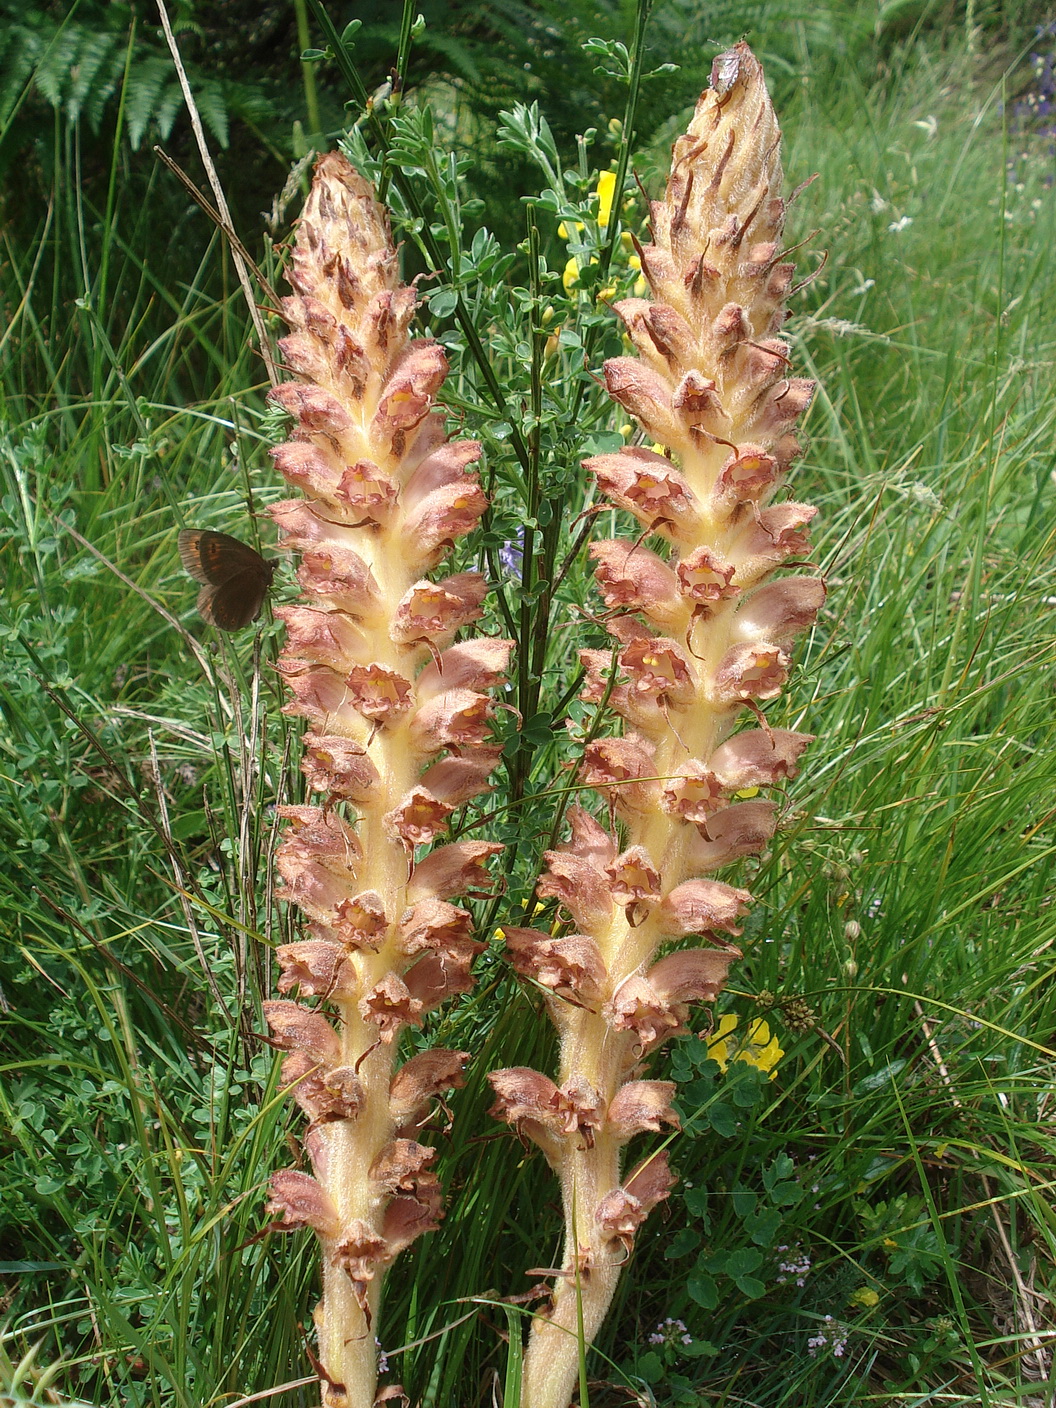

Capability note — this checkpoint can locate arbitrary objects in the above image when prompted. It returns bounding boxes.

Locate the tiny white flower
[907,482,942,511]
[887,215,913,233]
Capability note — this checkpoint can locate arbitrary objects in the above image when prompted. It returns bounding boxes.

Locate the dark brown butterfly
[178,528,276,631]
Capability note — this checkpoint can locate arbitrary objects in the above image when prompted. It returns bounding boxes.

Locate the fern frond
[151,76,184,147]
[0,23,41,128]
[194,79,230,151]
[64,29,122,127]
[29,23,77,110]
[0,3,250,153]
[125,56,174,150]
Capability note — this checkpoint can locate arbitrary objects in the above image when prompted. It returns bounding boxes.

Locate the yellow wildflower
[707,1014,784,1078]
[596,171,617,228]
[562,256,581,293]
[850,1287,880,1308]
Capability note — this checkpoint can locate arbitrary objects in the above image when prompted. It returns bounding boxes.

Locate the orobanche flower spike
[264,152,511,1407]
[489,45,820,1408]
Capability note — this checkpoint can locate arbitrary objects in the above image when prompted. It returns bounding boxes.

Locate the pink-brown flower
[264,150,511,1408]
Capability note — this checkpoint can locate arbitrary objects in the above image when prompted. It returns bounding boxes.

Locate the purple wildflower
[499,527,524,576]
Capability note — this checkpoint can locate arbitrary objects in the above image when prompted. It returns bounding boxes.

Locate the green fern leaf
[31,23,79,109]
[124,54,169,150]
[64,29,121,127]
[0,24,42,128]
[152,77,184,146]
[194,79,230,151]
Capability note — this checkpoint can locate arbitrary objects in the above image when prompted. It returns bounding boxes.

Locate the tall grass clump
[2,4,1056,1407]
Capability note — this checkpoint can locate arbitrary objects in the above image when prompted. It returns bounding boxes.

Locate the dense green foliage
[3,1,1056,1405]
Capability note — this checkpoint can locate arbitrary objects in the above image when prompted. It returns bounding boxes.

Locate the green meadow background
[2,1,1056,1404]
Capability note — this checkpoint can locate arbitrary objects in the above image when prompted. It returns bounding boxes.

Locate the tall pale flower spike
[263,152,512,1408]
[488,44,820,1408]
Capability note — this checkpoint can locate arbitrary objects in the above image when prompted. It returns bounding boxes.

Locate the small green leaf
[665,1227,701,1258]
[682,1339,719,1359]
[854,1059,907,1093]
[763,1153,795,1191]
[731,1070,764,1107]
[521,712,555,746]
[688,1273,717,1309]
[581,431,625,455]
[636,1351,663,1382]
[683,1187,709,1218]
[732,1188,757,1218]
[725,1248,764,1277]
[770,1181,803,1208]
[748,1208,783,1246]
[707,1101,735,1137]
[733,1273,766,1299]
[427,290,458,318]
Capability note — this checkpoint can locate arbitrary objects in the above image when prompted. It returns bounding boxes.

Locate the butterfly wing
[179,528,275,630]
[179,529,266,584]
[202,565,275,631]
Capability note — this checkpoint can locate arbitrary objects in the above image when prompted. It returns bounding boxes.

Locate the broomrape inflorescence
[488,44,821,1408]
[262,152,511,1408]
